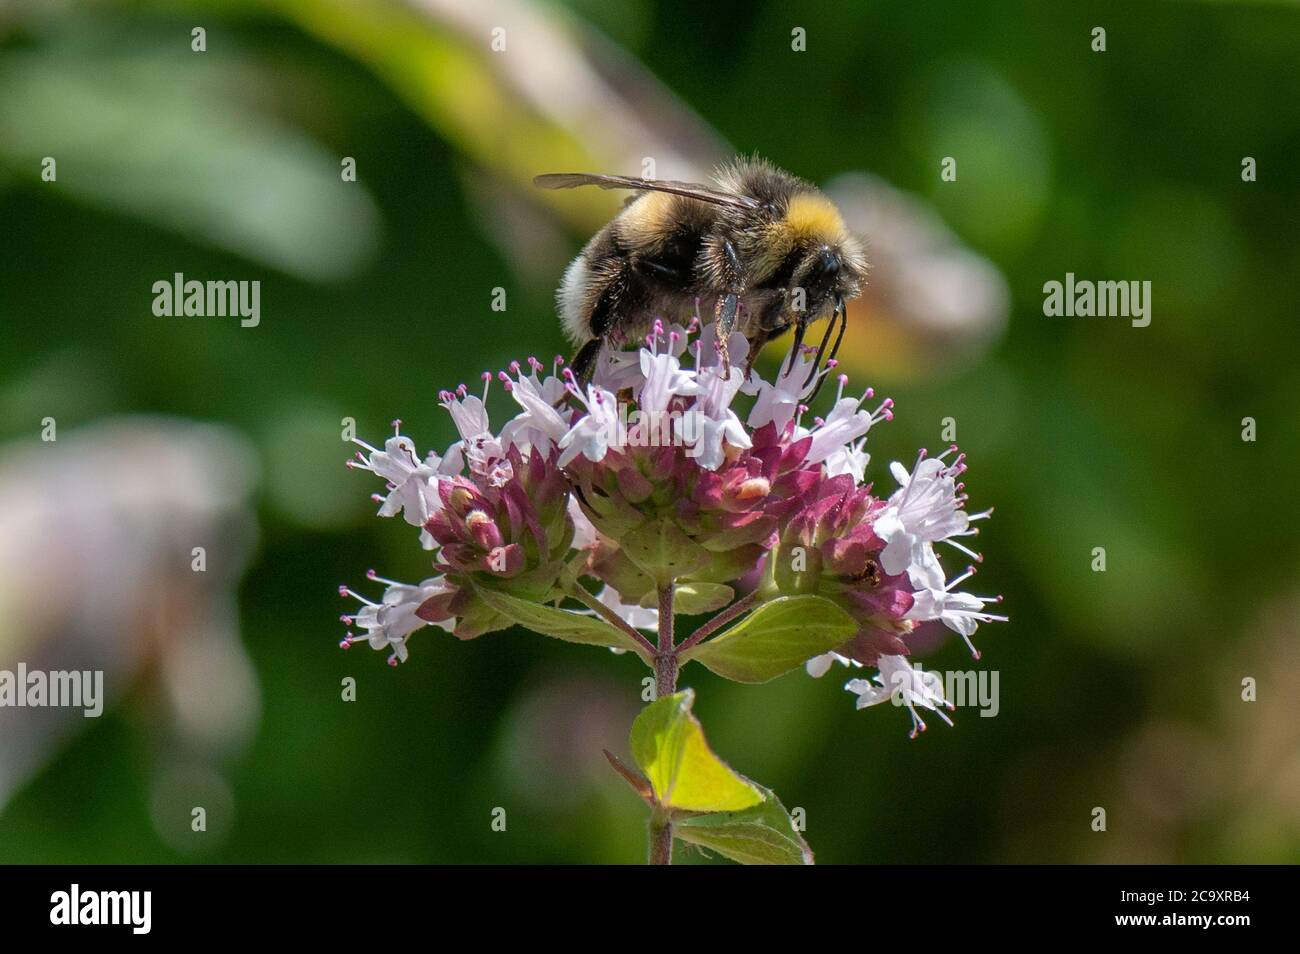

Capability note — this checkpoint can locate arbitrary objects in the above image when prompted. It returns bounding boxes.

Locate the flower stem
[648,808,673,866]
[655,583,677,699]
[651,582,677,866]
[677,589,762,654]
[561,571,657,660]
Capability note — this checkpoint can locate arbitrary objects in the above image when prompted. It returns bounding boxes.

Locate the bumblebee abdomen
[557,203,707,348]
[618,191,716,249]
[557,253,593,344]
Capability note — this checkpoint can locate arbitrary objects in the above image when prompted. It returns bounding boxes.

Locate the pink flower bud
[484,543,525,577]
[736,476,771,501]
[466,509,503,550]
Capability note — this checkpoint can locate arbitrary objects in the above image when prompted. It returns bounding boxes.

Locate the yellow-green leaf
[629,690,762,813]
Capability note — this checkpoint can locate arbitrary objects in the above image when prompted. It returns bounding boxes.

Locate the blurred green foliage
[0,0,1297,863]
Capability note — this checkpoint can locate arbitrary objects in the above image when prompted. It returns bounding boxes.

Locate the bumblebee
[535,157,866,390]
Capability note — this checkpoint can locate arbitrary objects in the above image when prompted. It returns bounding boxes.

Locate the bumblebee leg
[826,296,848,366]
[803,320,833,390]
[569,338,603,385]
[714,292,740,375]
[722,238,744,277]
[570,256,636,385]
[711,239,746,376]
[783,315,807,377]
[745,320,792,379]
[637,257,689,283]
[804,298,848,402]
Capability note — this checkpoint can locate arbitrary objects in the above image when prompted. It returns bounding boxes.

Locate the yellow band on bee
[784,193,847,240]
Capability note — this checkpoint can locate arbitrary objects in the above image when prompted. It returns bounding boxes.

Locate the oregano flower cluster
[338,318,1004,736]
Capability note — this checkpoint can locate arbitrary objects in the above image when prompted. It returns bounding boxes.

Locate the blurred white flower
[0,418,259,809]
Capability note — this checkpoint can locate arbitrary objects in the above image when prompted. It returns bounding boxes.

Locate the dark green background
[0,0,1296,863]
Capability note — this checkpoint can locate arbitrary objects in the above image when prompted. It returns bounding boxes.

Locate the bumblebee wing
[533,172,760,210]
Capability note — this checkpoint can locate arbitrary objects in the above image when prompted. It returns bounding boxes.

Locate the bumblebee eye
[815,247,841,275]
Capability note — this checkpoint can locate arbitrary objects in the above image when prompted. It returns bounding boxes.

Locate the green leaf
[472,582,651,661]
[639,581,734,616]
[629,690,763,812]
[680,595,857,684]
[620,520,712,586]
[675,785,814,865]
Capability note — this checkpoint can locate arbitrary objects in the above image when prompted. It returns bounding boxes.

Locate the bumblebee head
[778,192,866,321]
[764,191,867,393]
